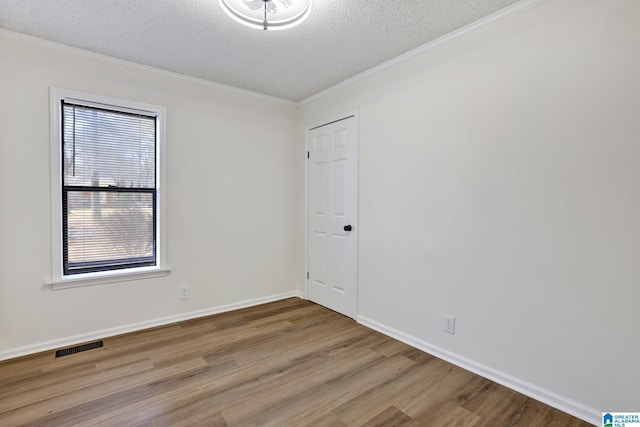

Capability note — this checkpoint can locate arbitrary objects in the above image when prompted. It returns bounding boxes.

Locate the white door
[306,114,358,318]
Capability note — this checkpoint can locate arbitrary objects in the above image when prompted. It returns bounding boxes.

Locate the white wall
[2,0,639,422]
[299,0,640,420]
[0,31,299,356]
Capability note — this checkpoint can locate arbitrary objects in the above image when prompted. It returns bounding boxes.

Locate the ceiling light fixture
[219,0,311,31]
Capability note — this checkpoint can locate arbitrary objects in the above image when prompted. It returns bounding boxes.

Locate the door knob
[344,225,352,232]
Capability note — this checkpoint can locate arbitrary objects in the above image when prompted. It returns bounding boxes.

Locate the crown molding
[0,27,296,106]
[1,0,549,108]
[298,0,550,105]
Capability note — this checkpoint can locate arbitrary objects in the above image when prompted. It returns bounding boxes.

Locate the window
[49,88,167,288]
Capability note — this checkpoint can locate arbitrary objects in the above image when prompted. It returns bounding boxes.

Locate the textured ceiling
[0,0,522,101]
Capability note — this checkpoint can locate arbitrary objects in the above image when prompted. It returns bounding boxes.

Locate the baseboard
[0,290,304,362]
[357,315,600,426]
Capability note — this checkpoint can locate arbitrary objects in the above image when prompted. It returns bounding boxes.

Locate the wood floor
[0,298,591,426]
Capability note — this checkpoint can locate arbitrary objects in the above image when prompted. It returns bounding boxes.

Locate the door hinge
[307,272,309,280]
[307,151,310,159]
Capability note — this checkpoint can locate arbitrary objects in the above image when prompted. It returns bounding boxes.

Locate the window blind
[61,101,157,275]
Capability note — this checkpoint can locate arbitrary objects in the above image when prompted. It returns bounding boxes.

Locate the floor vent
[55,340,104,358]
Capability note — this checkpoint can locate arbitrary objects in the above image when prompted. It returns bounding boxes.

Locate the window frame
[49,87,169,289]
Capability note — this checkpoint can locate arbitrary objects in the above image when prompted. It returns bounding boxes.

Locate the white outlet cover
[444,315,455,335]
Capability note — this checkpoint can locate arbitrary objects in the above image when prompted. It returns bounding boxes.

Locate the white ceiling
[0,0,522,102]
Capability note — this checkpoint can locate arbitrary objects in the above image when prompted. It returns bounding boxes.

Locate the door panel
[307,115,357,317]
[313,231,327,286]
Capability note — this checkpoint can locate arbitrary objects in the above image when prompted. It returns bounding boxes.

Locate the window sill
[46,267,171,290]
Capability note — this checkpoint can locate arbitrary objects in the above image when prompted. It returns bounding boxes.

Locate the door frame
[304,110,359,319]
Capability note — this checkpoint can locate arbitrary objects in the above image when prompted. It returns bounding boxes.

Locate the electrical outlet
[179,286,190,300]
[443,315,455,335]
